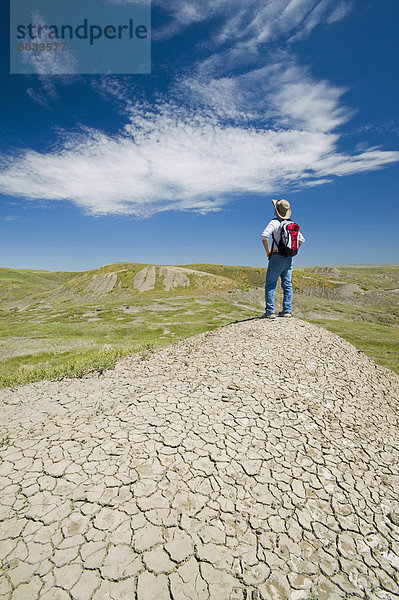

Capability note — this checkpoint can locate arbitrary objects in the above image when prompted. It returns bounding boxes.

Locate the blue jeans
[265,254,293,315]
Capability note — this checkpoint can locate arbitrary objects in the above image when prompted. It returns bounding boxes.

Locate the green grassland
[0,263,398,388]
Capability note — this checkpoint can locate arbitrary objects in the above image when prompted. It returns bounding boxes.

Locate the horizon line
[1,261,399,273]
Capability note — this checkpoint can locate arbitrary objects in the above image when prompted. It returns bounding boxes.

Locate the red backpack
[272,219,300,257]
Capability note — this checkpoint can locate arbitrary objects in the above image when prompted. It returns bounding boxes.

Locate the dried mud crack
[0,318,398,599]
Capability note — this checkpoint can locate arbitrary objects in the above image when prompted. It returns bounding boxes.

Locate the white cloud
[151,0,351,46]
[271,72,352,132]
[0,101,397,217]
[26,76,59,108]
[22,11,78,75]
[22,11,80,107]
[180,59,352,132]
[152,0,227,41]
[91,76,137,112]
[287,0,332,42]
[326,1,353,24]
[315,149,399,177]
[26,72,80,107]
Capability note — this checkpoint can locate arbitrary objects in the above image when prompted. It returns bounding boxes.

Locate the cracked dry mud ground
[0,318,398,600]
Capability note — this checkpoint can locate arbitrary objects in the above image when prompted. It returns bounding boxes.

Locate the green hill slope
[0,268,78,305]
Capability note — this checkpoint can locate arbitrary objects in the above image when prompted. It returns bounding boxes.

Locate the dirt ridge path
[0,318,398,600]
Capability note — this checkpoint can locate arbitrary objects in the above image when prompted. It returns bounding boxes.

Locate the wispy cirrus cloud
[21,11,79,107]
[21,11,78,75]
[326,1,353,24]
[152,0,352,44]
[2,216,20,222]
[179,59,352,132]
[26,76,59,109]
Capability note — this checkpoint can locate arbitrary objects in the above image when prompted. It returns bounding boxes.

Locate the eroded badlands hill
[0,318,398,599]
[67,264,241,297]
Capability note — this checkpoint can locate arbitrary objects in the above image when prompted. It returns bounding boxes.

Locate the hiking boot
[278,311,292,317]
[262,313,276,319]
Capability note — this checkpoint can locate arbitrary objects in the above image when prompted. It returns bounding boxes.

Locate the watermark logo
[10,0,151,75]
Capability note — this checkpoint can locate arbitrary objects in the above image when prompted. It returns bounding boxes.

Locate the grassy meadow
[0,263,398,388]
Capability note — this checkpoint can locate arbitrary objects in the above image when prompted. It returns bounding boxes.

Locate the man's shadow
[223,315,265,326]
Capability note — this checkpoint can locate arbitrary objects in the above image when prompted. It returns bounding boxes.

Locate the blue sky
[1,0,399,271]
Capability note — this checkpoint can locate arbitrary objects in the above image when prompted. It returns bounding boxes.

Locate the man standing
[261,199,305,319]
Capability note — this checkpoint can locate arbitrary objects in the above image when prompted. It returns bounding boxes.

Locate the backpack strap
[271,218,289,253]
[271,218,282,253]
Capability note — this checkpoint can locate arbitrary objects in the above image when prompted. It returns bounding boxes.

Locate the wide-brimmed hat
[272,198,291,219]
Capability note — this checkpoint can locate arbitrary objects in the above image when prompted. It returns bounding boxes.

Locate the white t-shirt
[261,218,305,253]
